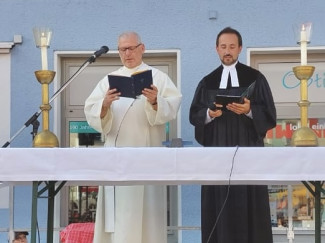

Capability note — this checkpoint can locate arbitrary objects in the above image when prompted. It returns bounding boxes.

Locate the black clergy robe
[189,62,276,243]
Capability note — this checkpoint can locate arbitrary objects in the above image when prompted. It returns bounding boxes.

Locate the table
[1,146,325,185]
[1,147,325,243]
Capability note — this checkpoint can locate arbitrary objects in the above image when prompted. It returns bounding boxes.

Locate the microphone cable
[114,99,136,146]
[206,145,239,243]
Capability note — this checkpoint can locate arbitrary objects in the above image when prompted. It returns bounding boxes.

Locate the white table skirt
[0,147,324,185]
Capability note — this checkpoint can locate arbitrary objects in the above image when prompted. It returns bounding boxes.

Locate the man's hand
[103,88,120,108]
[208,103,223,118]
[142,84,158,105]
[100,88,120,118]
[226,97,251,115]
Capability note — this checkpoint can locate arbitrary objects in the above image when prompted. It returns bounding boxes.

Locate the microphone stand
[1,52,106,243]
[15,53,104,243]
[2,55,98,148]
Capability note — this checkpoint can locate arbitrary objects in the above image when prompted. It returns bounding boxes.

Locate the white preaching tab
[219,62,239,89]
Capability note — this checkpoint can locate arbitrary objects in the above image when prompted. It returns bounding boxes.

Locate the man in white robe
[84,31,182,243]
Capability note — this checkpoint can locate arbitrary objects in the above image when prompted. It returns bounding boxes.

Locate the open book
[108,70,153,99]
[209,81,256,110]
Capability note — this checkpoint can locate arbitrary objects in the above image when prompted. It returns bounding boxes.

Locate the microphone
[93,46,109,58]
[89,46,109,63]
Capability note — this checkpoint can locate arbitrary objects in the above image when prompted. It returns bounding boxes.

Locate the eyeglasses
[15,236,27,242]
[118,43,142,53]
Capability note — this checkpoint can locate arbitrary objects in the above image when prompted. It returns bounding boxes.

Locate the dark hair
[216,27,242,47]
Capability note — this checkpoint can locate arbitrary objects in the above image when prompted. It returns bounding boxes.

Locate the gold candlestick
[33,70,59,147]
[291,65,318,146]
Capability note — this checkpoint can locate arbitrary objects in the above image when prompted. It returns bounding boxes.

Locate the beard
[221,55,237,66]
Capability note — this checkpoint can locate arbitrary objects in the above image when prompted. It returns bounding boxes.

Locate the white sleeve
[205,109,215,124]
[145,68,182,126]
[84,76,112,133]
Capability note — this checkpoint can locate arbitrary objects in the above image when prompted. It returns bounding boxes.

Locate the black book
[108,70,153,99]
[214,94,243,106]
[208,81,256,110]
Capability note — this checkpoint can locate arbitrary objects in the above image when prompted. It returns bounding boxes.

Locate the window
[0,40,20,242]
[266,119,325,230]
[250,47,325,240]
[0,43,14,147]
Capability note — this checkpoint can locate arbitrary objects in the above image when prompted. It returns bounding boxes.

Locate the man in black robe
[189,27,276,243]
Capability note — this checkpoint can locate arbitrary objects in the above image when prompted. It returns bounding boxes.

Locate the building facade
[1,0,325,242]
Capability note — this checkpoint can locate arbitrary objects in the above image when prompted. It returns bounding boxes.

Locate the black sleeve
[251,73,277,138]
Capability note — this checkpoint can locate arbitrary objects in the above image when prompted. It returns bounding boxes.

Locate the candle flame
[301,24,306,31]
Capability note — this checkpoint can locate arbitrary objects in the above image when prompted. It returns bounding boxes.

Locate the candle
[40,33,48,70]
[300,24,307,66]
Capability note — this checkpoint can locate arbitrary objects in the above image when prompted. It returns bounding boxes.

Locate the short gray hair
[118,31,142,44]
